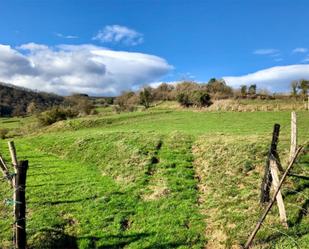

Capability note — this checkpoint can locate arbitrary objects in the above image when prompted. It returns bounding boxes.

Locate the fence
[0,141,28,249]
[244,111,306,248]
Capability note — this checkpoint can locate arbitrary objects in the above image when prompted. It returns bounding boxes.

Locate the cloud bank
[93,25,143,46]
[223,64,309,92]
[0,43,172,96]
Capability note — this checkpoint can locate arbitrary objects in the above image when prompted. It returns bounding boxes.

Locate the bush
[191,90,212,107]
[176,93,191,107]
[65,95,95,115]
[177,90,212,107]
[139,87,153,108]
[37,107,78,126]
[114,91,139,113]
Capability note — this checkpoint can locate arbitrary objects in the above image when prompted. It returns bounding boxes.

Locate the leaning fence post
[269,156,288,228]
[14,160,28,249]
[289,112,297,162]
[260,124,280,203]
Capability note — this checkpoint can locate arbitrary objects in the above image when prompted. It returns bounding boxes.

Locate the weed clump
[242,160,255,173]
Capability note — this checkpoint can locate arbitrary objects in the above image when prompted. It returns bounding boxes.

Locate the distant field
[0,104,308,248]
[0,116,33,129]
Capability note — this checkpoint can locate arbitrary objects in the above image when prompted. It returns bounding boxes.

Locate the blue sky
[0,0,309,95]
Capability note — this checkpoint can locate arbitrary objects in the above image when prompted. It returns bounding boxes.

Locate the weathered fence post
[269,156,288,227]
[9,140,19,247]
[8,141,18,170]
[14,160,28,249]
[260,124,280,203]
[289,112,297,162]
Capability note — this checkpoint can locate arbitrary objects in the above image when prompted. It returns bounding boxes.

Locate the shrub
[37,107,78,126]
[177,90,212,107]
[191,90,212,107]
[139,87,153,108]
[65,94,95,115]
[114,91,139,113]
[176,93,191,107]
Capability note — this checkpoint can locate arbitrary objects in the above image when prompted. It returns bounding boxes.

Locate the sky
[0,0,309,96]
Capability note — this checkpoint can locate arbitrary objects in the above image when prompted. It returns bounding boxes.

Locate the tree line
[114,78,309,112]
[0,82,64,116]
[1,78,308,121]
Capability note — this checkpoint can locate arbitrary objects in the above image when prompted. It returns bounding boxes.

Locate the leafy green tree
[248,84,257,95]
[299,79,309,99]
[139,87,153,108]
[291,80,299,97]
[240,85,247,97]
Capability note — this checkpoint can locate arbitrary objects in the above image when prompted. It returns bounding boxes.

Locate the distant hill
[0,82,64,116]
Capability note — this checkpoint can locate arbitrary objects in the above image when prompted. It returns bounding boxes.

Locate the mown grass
[0,105,308,248]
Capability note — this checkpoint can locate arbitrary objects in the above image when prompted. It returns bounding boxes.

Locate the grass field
[0,105,308,249]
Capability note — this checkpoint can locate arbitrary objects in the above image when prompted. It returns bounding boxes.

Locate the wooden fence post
[9,140,19,247]
[269,157,288,228]
[289,112,297,162]
[260,124,280,203]
[14,160,28,249]
[8,141,18,170]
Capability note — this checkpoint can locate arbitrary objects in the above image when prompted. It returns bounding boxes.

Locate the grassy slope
[0,107,308,248]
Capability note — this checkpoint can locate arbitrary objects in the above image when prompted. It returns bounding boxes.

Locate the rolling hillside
[0,107,308,248]
[0,82,64,116]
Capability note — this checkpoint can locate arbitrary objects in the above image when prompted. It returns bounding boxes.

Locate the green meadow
[0,107,308,249]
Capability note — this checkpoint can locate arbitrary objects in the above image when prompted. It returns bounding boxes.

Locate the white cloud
[292,47,308,53]
[18,42,49,51]
[253,49,280,55]
[223,64,309,92]
[0,43,172,96]
[302,56,309,63]
[55,33,78,39]
[93,25,143,46]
